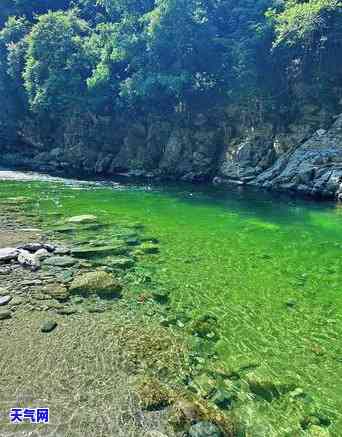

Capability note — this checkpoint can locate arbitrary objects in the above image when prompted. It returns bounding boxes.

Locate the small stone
[43,256,77,268]
[188,421,223,437]
[41,320,58,333]
[67,215,98,224]
[0,295,12,306]
[0,309,11,320]
[87,306,106,313]
[0,248,18,262]
[57,307,77,315]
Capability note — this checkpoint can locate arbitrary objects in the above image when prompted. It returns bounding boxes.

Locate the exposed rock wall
[3,109,342,200]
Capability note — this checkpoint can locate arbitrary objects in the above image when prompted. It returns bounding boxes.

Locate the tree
[0,16,30,143]
[23,10,91,116]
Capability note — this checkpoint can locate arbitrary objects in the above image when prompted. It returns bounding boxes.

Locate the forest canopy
[0,0,342,144]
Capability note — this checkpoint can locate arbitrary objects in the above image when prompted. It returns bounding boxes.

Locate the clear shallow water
[1,171,342,435]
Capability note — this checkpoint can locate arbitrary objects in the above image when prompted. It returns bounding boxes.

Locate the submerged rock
[57,307,77,315]
[246,371,281,402]
[139,242,160,254]
[0,248,18,262]
[67,215,98,224]
[43,256,77,268]
[0,309,12,320]
[43,284,70,302]
[109,257,135,269]
[188,421,223,437]
[71,245,128,258]
[41,320,58,333]
[69,271,122,298]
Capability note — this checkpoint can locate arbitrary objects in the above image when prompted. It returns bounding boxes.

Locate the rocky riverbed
[0,201,239,437]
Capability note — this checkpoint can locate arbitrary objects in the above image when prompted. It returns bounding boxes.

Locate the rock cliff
[3,112,342,200]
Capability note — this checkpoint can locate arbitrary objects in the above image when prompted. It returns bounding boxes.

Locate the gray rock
[18,249,41,271]
[0,309,12,320]
[188,422,223,437]
[54,246,71,255]
[43,256,77,268]
[41,320,58,333]
[17,243,55,253]
[0,295,12,306]
[0,248,18,263]
[34,248,51,260]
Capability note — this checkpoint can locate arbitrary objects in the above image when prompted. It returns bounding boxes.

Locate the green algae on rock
[69,271,123,298]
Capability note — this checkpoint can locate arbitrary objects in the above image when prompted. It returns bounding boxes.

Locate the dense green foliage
[0,0,342,146]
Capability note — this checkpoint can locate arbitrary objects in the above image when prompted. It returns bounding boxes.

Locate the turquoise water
[1,174,342,435]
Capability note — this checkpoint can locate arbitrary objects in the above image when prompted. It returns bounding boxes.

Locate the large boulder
[69,271,122,298]
[253,114,342,198]
[218,131,276,183]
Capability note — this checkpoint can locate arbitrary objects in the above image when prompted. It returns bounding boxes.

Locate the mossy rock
[67,214,98,224]
[69,271,122,298]
[136,376,171,411]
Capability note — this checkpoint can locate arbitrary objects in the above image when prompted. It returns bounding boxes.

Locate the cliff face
[3,109,342,200]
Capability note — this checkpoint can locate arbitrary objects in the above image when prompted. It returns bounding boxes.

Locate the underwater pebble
[41,320,58,333]
[188,421,223,437]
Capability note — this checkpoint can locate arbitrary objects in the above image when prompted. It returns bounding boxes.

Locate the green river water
[1,171,341,436]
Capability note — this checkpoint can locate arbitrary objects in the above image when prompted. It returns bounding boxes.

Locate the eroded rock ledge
[3,112,342,200]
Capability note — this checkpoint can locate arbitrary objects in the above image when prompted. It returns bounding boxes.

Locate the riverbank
[3,113,342,202]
